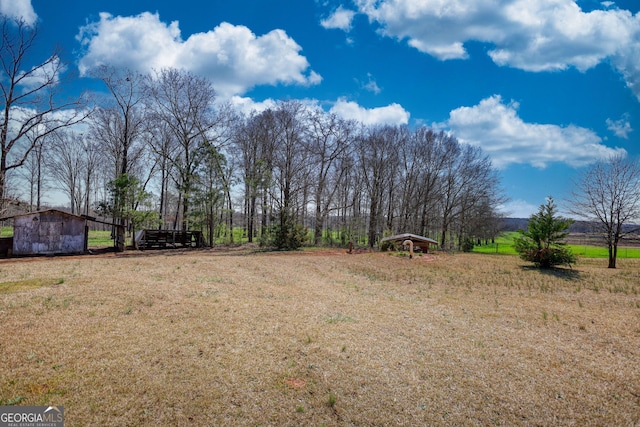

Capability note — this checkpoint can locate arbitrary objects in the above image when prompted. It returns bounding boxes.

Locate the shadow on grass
[520,265,582,281]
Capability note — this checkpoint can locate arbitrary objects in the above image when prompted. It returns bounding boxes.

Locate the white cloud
[228,96,278,116]
[354,0,640,99]
[499,199,539,218]
[18,56,66,91]
[442,95,625,169]
[610,38,640,100]
[0,0,37,26]
[361,73,381,94]
[321,6,357,31]
[606,115,633,138]
[5,106,90,160]
[76,12,321,98]
[330,98,409,125]
[76,12,180,74]
[229,96,326,117]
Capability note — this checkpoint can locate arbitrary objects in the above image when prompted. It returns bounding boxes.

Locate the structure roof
[0,209,85,222]
[380,233,439,245]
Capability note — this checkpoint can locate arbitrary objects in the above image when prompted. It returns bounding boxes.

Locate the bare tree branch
[0,16,89,213]
[570,154,640,268]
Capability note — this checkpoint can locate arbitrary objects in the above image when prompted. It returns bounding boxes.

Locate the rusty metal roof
[0,209,85,222]
[380,233,438,245]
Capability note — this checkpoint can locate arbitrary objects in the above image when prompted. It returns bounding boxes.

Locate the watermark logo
[0,406,64,427]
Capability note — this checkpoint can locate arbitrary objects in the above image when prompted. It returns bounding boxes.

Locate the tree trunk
[260,190,269,243]
[0,160,6,215]
[227,190,234,244]
[608,243,617,268]
[248,195,257,244]
[173,191,181,230]
[208,199,214,247]
[158,167,166,230]
[36,146,43,211]
[182,196,189,231]
[314,203,323,246]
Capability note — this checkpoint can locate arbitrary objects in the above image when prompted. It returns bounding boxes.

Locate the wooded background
[1,20,504,250]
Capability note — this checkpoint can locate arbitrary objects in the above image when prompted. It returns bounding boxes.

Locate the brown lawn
[0,249,639,426]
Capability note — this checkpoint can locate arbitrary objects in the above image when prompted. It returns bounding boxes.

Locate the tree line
[4,15,640,266]
[1,15,507,250]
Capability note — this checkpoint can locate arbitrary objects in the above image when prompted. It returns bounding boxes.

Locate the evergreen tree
[514,197,576,268]
[270,209,307,250]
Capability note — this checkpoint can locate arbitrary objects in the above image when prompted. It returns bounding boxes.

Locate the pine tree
[514,197,576,268]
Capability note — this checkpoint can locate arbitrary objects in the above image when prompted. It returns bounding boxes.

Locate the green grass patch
[568,244,640,259]
[472,232,519,255]
[1,226,13,237]
[87,230,113,247]
[0,278,64,294]
[325,313,356,323]
[0,396,25,405]
[473,232,640,259]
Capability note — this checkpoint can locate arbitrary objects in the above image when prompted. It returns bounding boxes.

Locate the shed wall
[13,212,86,255]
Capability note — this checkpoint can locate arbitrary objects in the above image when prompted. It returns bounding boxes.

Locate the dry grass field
[1,248,639,426]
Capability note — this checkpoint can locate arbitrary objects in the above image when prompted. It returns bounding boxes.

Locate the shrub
[269,210,308,250]
[380,240,397,252]
[516,246,576,269]
[461,238,475,252]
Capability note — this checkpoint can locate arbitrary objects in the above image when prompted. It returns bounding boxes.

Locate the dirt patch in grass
[0,251,639,425]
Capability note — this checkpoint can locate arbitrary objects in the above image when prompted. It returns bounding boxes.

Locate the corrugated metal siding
[13,211,85,255]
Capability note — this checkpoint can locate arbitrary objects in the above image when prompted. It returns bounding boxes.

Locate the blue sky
[4,0,640,217]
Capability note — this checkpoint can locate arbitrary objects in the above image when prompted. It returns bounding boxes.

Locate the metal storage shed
[11,209,87,256]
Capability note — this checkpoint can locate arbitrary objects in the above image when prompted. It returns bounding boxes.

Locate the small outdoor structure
[380,233,439,256]
[80,215,126,252]
[11,209,87,256]
[135,229,204,249]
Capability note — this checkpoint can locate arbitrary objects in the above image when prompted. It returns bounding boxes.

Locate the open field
[0,227,12,237]
[87,230,115,248]
[474,231,640,258]
[1,249,639,425]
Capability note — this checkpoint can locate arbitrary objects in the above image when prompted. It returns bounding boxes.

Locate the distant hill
[499,218,639,234]
[499,218,528,232]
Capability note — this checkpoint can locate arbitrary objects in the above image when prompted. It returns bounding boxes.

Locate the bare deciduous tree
[17,133,47,210]
[48,130,84,214]
[269,101,310,248]
[304,109,355,245]
[571,154,640,268]
[235,109,276,243]
[0,17,88,213]
[359,125,400,248]
[144,117,177,228]
[145,68,220,230]
[89,66,147,179]
[414,129,455,238]
[80,134,102,216]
